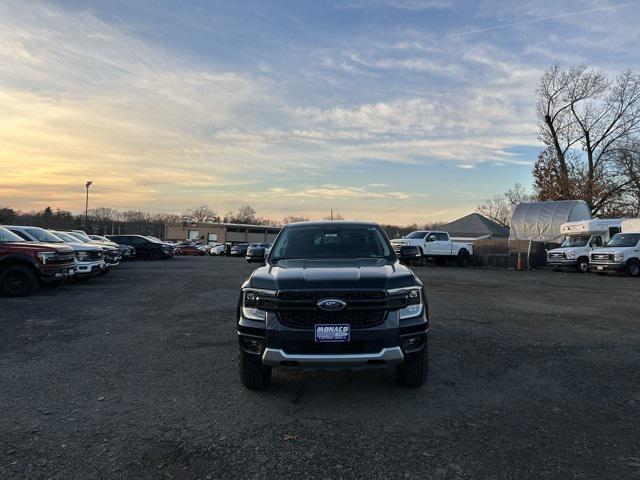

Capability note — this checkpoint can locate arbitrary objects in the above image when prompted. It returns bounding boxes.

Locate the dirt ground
[1,257,639,479]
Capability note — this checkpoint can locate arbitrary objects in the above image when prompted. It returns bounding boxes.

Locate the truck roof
[282,220,380,228]
[621,219,640,233]
[560,218,622,235]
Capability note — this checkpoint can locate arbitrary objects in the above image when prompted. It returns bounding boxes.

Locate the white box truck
[589,219,640,276]
[547,219,622,273]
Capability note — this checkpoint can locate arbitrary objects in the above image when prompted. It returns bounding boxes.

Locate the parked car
[230,243,249,257]
[176,244,205,256]
[48,230,110,278]
[208,243,226,256]
[236,221,428,389]
[246,243,272,263]
[89,235,136,260]
[196,244,211,254]
[589,219,640,277]
[547,219,622,273]
[106,235,173,260]
[390,231,473,266]
[6,226,107,280]
[0,226,75,296]
[62,231,121,275]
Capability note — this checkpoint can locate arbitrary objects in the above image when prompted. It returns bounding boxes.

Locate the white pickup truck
[390,231,473,266]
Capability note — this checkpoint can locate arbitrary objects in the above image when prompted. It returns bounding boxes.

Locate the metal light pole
[85,180,93,232]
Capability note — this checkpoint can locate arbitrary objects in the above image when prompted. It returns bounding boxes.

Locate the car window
[426,233,437,242]
[5,228,29,241]
[590,236,603,247]
[436,233,448,241]
[25,227,64,243]
[271,224,393,261]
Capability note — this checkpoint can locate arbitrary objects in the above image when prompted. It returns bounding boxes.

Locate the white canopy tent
[510,200,591,243]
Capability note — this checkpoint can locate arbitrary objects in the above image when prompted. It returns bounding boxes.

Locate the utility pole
[85,180,93,232]
[330,209,333,221]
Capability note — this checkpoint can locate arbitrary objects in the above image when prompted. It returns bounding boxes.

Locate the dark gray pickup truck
[236,221,429,389]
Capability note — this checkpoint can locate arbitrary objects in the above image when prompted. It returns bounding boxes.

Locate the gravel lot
[1,257,639,479]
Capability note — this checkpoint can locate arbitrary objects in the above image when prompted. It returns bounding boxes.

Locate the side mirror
[399,245,421,263]
[425,236,434,242]
[249,247,266,263]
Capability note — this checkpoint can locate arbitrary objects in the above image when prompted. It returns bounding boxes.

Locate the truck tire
[0,265,38,297]
[239,350,272,390]
[150,249,163,260]
[626,259,640,277]
[396,343,428,387]
[456,249,470,267]
[576,257,589,273]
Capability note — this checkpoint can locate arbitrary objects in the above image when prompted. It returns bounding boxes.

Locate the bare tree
[478,183,533,227]
[184,205,219,223]
[282,215,309,224]
[536,64,640,216]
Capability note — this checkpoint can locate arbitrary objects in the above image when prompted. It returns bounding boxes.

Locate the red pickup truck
[0,226,76,296]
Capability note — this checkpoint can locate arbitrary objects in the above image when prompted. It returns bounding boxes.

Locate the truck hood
[3,241,73,253]
[248,258,417,290]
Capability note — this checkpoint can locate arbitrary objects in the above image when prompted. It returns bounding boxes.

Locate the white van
[547,219,622,273]
[590,219,640,277]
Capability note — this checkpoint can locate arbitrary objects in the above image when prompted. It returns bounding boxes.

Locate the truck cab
[589,219,640,276]
[547,219,622,273]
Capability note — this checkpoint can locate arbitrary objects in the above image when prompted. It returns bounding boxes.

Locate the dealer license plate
[315,324,350,343]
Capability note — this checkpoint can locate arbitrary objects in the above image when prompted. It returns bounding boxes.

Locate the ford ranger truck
[0,226,75,296]
[390,231,473,266]
[236,221,429,390]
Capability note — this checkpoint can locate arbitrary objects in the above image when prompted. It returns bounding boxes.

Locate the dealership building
[165,222,281,245]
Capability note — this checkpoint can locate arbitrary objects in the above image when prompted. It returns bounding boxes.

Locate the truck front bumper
[75,260,105,277]
[40,264,75,283]
[238,310,428,370]
[262,346,404,369]
[589,262,625,273]
[547,259,577,267]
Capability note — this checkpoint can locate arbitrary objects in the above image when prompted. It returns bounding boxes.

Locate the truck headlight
[388,287,424,320]
[242,289,276,321]
[614,253,624,262]
[36,251,56,264]
[565,251,576,260]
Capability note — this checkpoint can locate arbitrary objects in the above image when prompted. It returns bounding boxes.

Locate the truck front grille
[279,310,387,329]
[548,252,566,259]
[591,253,614,262]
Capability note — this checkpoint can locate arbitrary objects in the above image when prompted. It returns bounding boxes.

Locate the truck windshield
[405,231,427,239]
[0,226,25,242]
[53,231,83,243]
[606,233,640,247]
[271,224,394,261]
[24,227,64,243]
[561,235,590,247]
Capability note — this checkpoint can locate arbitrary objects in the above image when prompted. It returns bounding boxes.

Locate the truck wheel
[576,257,589,273]
[396,343,428,387]
[150,249,163,260]
[456,250,470,267]
[626,260,640,277]
[239,350,272,390]
[0,265,37,297]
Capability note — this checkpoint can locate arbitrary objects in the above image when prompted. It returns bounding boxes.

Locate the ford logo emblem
[316,298,347,311]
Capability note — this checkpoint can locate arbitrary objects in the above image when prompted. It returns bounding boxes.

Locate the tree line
[479,64,640,227]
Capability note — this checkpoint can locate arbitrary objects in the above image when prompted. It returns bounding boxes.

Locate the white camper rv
[589,219,640,276]
[547,219,622,272]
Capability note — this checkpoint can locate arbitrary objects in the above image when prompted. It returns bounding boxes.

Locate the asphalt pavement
[1,257,639,479]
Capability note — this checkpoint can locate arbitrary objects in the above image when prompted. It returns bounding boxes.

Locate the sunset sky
[1,1,640,224]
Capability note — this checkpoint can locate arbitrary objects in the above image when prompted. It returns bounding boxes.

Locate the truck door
[423,232,437,255]
[434,232,450,254]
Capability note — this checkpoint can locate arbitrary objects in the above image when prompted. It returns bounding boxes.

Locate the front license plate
[315,324,350,343]
[597,266,604,271]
